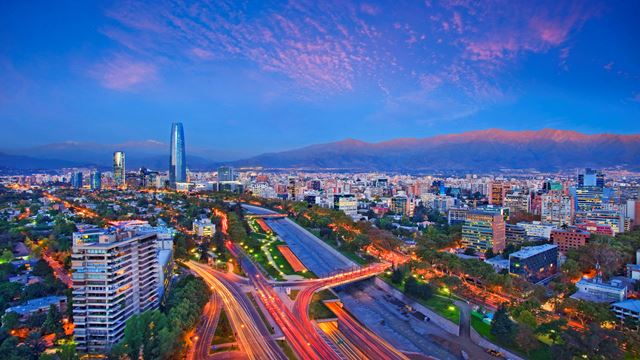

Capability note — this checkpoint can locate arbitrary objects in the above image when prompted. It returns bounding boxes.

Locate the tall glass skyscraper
[169,122,187,186]
[113,151,126,188]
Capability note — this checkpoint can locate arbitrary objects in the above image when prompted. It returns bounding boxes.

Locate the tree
[491,304,516,341]
[516,310,537,328]
[515,324,539,354]
[405,275,418,296]
[41,304,63,336]
[464,247,476,256]
[0,249,12,264]
[390,268,403,284]
[1,312,19,330]
[535,319,567,345]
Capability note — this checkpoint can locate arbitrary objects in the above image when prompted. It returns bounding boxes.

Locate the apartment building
[72,228,160,353]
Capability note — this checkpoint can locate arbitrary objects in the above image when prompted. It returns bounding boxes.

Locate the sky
[1,0,639,157]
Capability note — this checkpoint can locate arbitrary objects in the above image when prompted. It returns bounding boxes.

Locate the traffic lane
[266,219,353,276]
[338,282,459,360]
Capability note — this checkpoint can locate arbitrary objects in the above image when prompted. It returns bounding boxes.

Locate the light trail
[186,261,286,360]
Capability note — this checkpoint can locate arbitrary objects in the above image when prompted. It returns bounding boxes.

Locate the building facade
[551,227,590,253]
[113,151,126,189]
[461,211,506,254]
[541,192,574,226]
[72,228,160,353]
[509,244,558,283]
[169,122,187,187]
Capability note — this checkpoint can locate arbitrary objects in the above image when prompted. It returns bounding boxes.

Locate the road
[227,241,342,360]
[189,293,221,360]
[42,252,72,288]
[186,261,287,360]
[242,204,356,277]
[290,263,393,360]
[324,302,411,360]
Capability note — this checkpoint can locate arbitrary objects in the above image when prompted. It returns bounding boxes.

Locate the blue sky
[1,0,639,156]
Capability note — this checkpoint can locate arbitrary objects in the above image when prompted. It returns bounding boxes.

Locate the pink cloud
[360,3,380,16]
[91,55,157,90]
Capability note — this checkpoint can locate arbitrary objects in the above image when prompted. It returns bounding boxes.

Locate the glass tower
[169,122,187,186]
[113,151,126,188]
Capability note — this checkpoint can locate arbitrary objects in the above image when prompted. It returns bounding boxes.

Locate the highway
[189,293,221,360]
[324,302,412,360]
[186,261,287,360]
[227,241,343,360]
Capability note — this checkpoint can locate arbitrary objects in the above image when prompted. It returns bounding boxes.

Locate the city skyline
[1,0,639,154]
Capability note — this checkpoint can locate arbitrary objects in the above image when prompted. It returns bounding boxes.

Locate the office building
[333,194,358,217]
[551,227,590,253]
[391,195,414,217]
[503,191,530,214]
[509,244,558,283]
[490,182,511,206]
[90,171,101,191]
[612,300,640,330]
[218,166,235,182]
[506,224,527,244]
[193,218,215,237]
[72,228,160,353]
[113,151,126,189]
[169,122,187,187]
[576,209,623,235]
[71,171,83,189]
[573,277,628,303]
[541,192,574,226]
[578,168,605,188]
[461,211,506,254]
[516,221,556,240]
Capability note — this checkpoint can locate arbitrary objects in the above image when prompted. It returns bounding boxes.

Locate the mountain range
[232,129,640,171]
[2,129,640,172]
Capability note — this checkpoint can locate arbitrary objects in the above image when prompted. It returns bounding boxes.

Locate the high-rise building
[578,168,605,188]
[217,166,235,182]
[90,170,101,191]
[169,122,187,187]
[71,171,83,189]
[113,151,126,189]
[541,192,574,226]
[72,228,160,353]
[461,210,506,254]
[490,182,511,206]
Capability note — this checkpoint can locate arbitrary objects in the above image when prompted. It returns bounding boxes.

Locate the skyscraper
[113,151,126,189]
[71,171,83,189]
[217,166,235,182]
[90,170,101,191]
[169,122,187,187]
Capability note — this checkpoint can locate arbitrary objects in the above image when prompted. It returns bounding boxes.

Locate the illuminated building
[169,122,187,187]
[390,195,413,217]
[516,221,556,239]
[72,228,159,353]
[509,244,558,283]
[461,210,506,254]
[490,181,511,206]
[541,192,574,226]
[551,227,590,253]
[333,194,358,217]
[90,170,101,191]
[217,166,235,182]
[503,191,530,214]
[113,151,126,189]
[71,171,83,189]
[193,218,215,237]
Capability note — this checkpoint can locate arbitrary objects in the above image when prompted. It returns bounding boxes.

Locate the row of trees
[111,275,210,359]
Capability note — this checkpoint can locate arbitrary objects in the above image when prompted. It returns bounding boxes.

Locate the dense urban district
[1,124,640,360]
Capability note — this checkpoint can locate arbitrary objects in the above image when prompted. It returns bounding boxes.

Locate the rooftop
[4,296,66,316]
[612,299,640,313]
[509,244,558,259]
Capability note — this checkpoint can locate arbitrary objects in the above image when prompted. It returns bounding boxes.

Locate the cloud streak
[96,0,599,99]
